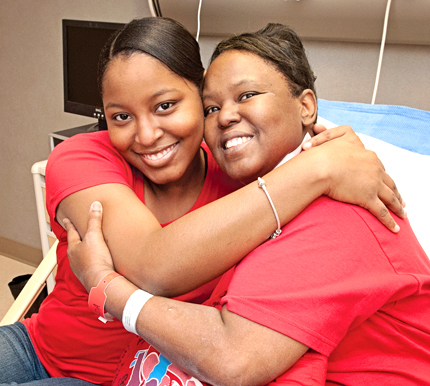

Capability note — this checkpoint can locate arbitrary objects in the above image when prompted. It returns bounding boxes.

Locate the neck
[144,148,206,224]
[275,132,312,169]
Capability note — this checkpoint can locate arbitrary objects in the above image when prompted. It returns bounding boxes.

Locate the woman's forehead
[203,50,286,97]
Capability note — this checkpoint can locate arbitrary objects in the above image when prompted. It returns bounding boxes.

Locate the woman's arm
[58,126,404,297]
[65,209,310,386]
[113,287,307,386]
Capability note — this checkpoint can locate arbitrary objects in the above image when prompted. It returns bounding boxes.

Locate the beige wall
[0,0,151,259]
[1,0,429,261]
[305,41,430,110]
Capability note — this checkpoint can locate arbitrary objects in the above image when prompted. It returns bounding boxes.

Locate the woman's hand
[303,125,406,233]
[303,124,366,150]
[64,201,115,293]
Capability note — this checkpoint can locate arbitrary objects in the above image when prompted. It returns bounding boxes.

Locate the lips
[224,136,253,150]
[139,143,178,162]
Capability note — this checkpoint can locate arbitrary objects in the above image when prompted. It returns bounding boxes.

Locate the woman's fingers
[312,123,328,134]
[365,196,401,233]
[64,217,81,246]
[304,125,364,150]
[85,201,104,236]
[315,136,406,233]
[381,172,406,214]
[65,202,114,291]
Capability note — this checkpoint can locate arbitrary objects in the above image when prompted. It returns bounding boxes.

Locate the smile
[141,143,177,161]
[224,136,253,150]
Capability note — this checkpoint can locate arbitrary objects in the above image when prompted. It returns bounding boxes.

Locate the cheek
[182,108,205,138]
[108,128,134,153]
[186,119,204,142]
[202,119,218,152]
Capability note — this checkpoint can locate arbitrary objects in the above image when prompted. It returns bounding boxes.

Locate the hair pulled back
[98,17,204,96]
[210,23,316,98]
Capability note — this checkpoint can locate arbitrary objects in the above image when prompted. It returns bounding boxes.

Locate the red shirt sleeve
[270,350,327,385]
[45,131,137,238]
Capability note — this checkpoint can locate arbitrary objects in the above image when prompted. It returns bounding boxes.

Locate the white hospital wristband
[122,289,153,335]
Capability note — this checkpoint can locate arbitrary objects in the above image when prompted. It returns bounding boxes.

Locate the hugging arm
[305,125,404,227]
[58,126,404,297]
[65,207,316,386]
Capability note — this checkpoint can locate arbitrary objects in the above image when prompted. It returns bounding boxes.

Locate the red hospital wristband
[88,271,122,323]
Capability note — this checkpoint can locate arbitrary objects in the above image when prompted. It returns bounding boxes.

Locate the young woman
[0,17,404,386]
[66,23,430,386]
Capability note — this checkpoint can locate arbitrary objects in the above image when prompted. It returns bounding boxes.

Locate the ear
[298,89,317,127]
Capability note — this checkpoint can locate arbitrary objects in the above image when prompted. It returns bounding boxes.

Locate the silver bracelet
[258,177,282,239]
[122,289,154,335]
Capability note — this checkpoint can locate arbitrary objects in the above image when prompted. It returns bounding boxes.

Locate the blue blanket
[318,99,430,156]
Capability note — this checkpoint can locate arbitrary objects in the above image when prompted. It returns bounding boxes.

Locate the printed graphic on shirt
[112,338,207,386]
[112,270,235,386]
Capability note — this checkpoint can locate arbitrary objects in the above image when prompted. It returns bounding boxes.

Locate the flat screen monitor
[62,19,125,130]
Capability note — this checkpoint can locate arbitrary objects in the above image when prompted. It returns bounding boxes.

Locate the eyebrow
[105,87,181,109]
[202,78,261,101]
[152,87,181,98]
[105,102,124,110]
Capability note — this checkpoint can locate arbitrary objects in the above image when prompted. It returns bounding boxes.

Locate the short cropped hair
[210,23,316,99]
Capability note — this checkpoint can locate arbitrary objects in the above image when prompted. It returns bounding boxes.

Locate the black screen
[63,20,125,123]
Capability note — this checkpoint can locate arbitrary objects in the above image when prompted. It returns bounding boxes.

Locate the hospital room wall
[0,0,429,265]
[0,0,153,265]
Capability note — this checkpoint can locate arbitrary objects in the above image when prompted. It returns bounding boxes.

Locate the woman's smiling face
[203,50,315,184]
[103,52,204,185]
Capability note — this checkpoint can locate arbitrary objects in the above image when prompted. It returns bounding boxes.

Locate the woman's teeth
[224,136,252,149]
[142,144,176,160]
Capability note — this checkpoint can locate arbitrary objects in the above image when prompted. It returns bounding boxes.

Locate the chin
[239,167,274,185]
[219,158,265,184]
[227,168,259,185]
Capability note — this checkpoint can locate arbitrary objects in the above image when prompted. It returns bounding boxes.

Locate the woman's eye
[156,102,174,112]
[204,106,220,117]
[113,113,130,122]
[240,93,256,101]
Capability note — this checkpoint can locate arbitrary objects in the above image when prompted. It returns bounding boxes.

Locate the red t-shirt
[112,267,328,386]
[223,197,430,385]
[23,131,240,385]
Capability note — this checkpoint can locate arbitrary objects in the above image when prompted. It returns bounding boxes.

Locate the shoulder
[300,197,421,247]
[237,197,388,269]
[291,196,382,233]
[46,131,128,177]
[285,196,366,232]
[49,131,117,159]
[273,197,428,272]
[45,131,134,207]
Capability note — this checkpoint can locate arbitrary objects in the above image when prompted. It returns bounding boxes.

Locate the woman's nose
[135,118,164,146]
[218,103,241,129]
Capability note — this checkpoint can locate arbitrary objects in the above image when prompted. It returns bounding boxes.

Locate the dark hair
[210,23,316,99]
[98,17,204,96]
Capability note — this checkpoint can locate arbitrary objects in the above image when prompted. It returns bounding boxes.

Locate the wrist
[122,289,154,334]
[84,268,116,294]
[88,271,122,322]
[306,148,331,197]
